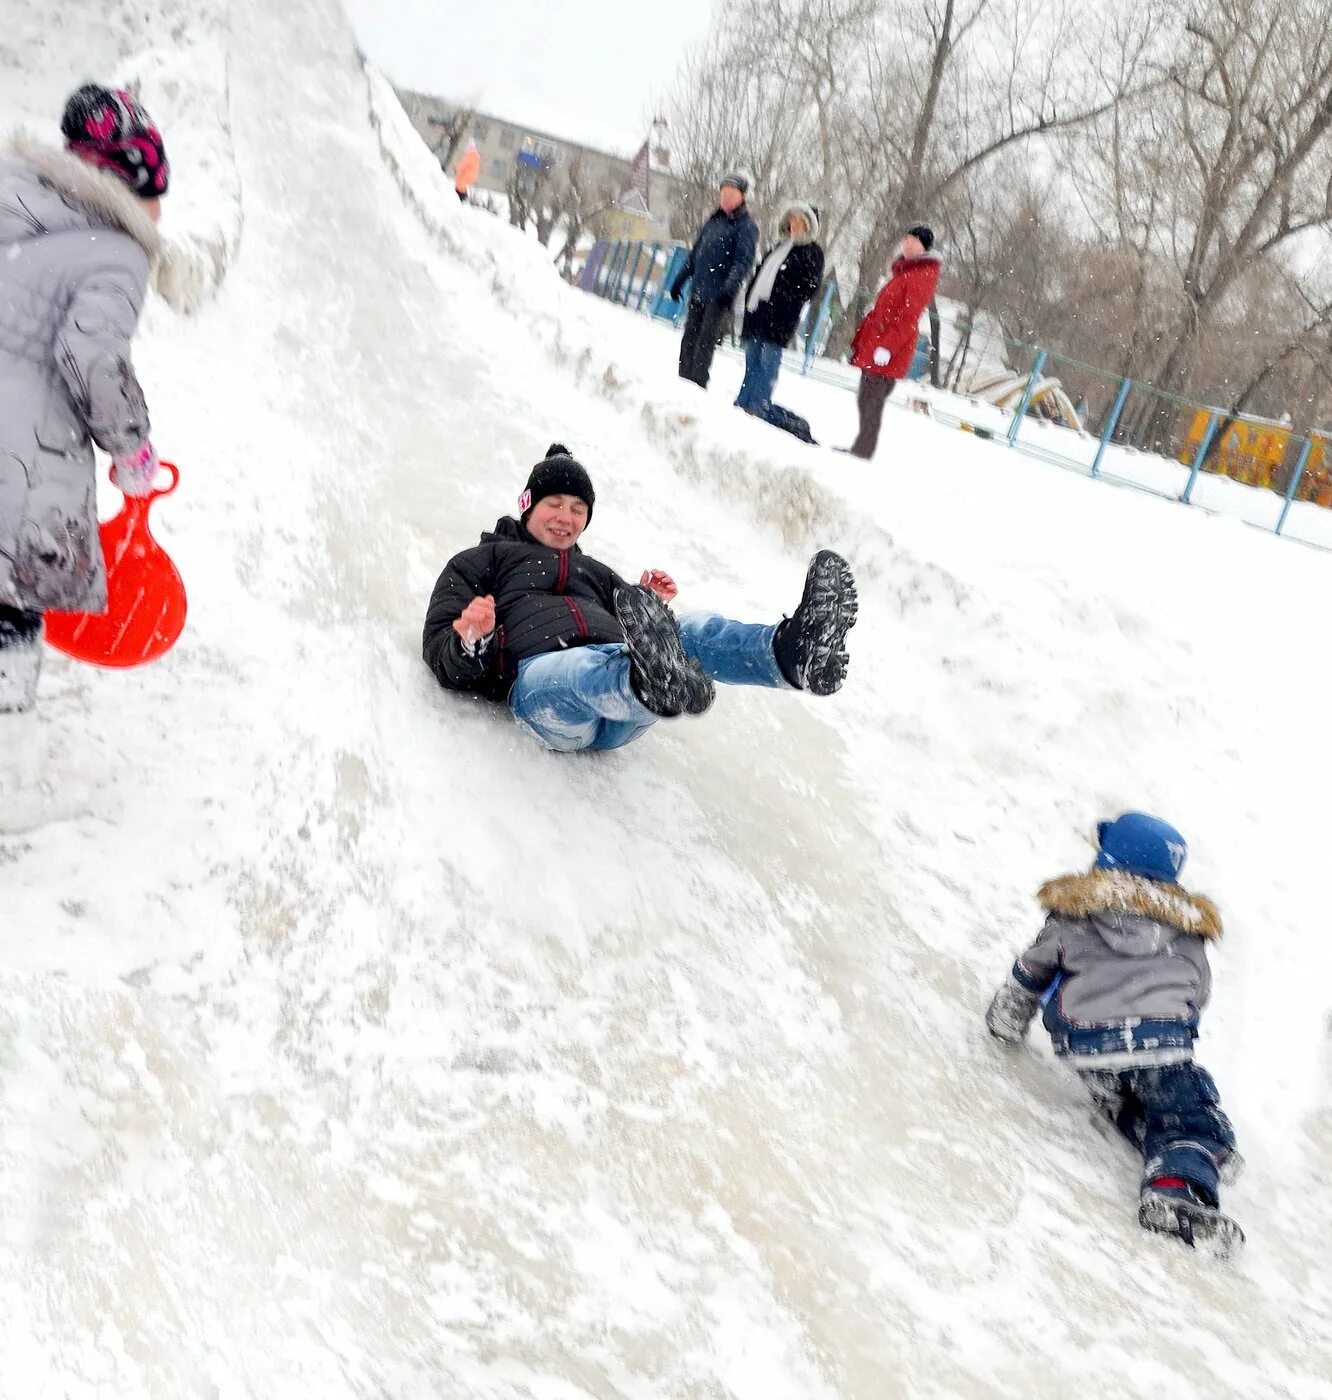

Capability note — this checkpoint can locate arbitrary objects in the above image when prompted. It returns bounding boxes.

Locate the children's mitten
[985,979,1041,1043]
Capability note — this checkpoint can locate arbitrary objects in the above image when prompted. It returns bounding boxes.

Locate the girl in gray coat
[0,84,169,718]
[985,812,1244,1255]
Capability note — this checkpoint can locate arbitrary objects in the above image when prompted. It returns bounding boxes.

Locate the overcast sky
[344,0,717,156]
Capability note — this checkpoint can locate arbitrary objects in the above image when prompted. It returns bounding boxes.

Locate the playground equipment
[964,371,1085,431]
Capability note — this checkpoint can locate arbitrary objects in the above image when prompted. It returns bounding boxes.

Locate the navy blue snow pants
[1079,1062,1239,1206]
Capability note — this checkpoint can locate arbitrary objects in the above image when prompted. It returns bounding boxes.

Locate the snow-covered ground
[582,305,1332,551]
[3,2,1331,1397]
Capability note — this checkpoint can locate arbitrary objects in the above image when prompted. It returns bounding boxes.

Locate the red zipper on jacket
[564,597,589,637]
[552,548,588,636]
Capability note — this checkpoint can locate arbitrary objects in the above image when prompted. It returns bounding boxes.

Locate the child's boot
[1139,1178,1244,1259]
[772,550,858,695]
[615,586,714,718]
[0,609,42,714]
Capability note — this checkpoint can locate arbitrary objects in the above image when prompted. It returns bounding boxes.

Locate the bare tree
[1106,0,1332,444]
[396,89,476,173]
[648,0,1332,438]
[427,106,475,174]
[549,155,619,273]
[505,159,537,232]
[826,0,1145,354]
[665,0,872,249]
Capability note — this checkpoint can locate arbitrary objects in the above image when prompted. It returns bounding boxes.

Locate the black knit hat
[906,223,935,251]
[61,83,169,198]
[520,443,595,524]
[720,170,750,196]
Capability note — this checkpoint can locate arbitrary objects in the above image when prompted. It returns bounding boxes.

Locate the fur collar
[893,250,942,272]
[775,200,819,244]
[8,134,160,260]
[1038,869,1222,939]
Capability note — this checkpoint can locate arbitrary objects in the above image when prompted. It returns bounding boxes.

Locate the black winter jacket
[422,517,628,702]
[742,241,825,347]
[673,205,760,307]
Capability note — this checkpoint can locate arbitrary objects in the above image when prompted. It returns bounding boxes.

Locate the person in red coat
[843,225,941,459]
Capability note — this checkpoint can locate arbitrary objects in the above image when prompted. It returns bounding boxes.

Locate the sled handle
[109,458,180,501]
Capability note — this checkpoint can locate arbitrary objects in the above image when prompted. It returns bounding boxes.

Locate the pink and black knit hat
[60,83,170,199]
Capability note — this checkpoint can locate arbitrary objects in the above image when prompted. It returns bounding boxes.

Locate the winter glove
[111,442,160,498]
[985,979,1041,1044]
[872,347,891,368]
[669,279,685,301]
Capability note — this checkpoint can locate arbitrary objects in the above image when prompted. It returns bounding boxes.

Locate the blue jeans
[734,339,782,415]
[508,611,788,752]
[1080,1063,1239,1206]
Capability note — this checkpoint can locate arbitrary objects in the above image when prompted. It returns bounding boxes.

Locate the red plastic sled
[44,461,187,668]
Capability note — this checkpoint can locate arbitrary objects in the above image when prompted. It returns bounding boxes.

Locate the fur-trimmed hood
[892,250,942,274]
[1038,868,1222,940]
[4,134,160,260]
[774,200,819,244]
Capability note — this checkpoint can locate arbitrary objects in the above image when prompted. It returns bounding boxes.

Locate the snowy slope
[2,3,1330,1398]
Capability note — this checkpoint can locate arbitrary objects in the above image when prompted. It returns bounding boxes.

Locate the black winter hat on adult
[720,170,750,196]
[520,443,596,525]
[906,223,935,251]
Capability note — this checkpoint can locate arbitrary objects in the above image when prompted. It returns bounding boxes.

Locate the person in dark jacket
[671,172,760,389]
[841,224,941,459]
[735,200,824,437]
[422,444,858,753]
[985,812,1244,1256]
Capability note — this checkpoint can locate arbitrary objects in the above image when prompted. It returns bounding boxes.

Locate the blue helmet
[1094,812,1188,884]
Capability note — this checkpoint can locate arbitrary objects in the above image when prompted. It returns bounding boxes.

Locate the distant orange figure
[453,141,480,203]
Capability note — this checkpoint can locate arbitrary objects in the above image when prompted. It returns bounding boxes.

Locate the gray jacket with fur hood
[0,138,157,613]
[986,869,1223,1068]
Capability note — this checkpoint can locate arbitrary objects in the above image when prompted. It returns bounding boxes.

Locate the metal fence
[578,237,1332,550]
[988,345,1330,545]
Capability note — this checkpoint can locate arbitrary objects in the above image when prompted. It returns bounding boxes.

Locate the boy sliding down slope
[422,444,857,752]
[985,812,1244,1257]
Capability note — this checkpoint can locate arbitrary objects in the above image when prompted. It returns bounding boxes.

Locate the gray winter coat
[0,138,157,613]
[989,869,1222,1068]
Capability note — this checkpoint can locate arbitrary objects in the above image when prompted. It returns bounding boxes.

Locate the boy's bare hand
[453,595,497,646]
[640,569,678,603]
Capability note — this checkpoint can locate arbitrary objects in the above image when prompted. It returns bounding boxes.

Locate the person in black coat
[735,200,825,439]
[422,443,859,753]
[670,171,760,389]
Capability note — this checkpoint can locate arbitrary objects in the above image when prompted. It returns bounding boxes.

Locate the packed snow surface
[2,2,1330,1397]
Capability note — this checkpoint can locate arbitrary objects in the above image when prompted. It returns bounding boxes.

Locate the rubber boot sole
[784,551,858,696]
[615,586,714,719]
[1139,1191,1245,1260]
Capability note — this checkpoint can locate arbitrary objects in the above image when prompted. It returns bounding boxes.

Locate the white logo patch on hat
[518,489,532,513]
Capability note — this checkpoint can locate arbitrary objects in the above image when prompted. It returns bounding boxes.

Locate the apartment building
[396,87,684,242]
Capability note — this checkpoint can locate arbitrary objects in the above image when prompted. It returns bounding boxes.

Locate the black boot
[772,550,858,695]
[0,606,43,714]
[615,585,714,718]
[1139,1181,1244,1258]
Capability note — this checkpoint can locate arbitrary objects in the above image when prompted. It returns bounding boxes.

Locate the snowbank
[0,0,240,314]
[127,23,244,314]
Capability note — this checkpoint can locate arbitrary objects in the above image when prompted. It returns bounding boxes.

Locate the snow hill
[2,2,1330,1397]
